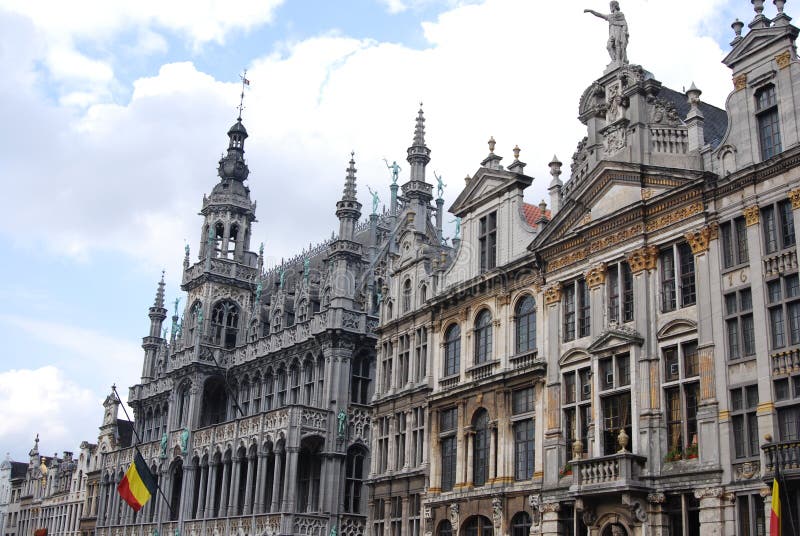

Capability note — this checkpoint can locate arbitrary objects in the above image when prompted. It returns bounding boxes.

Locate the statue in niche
[160,432,168,458]
[383,158,401,184]
[337,410,347,437]
[180,427,189,455]
[585,1,629,65]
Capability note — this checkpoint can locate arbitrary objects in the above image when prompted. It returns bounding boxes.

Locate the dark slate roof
[10,461,27,479]
[659,87,728,149]
[117,420,134,448]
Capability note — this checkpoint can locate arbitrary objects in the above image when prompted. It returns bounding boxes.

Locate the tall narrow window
[756,84,782,160]
[661,242,696,311]
[763,200,796,254]
[390,497,402,536]
[767,273,800,350]
[303,360,314,405]
[343,447,365,514]
[414,327,428,382]
[721,217,749,268]
[211,301,240,349]
[351,354,371,405]
[479,212,497,272]
[737,493,766,536]
[563,367,591,455]
[512,387,535,481]
[402,279,412,313]
[663,341,700,458]
[731,385,759,459]
[444,324,461,377]
[411,406,425,467]
[474,310,493,364]
[377,416,390,473]
[515,295,537,353]
[439,408,458,491]
[725,288,755,360]
[563,283,576,341]
[472,409,489,487]
[598,353,632,455]
[382,341,394,393]
[373,499,386,536]
[398,334,410,386]
[578,279,591,337]
[394,412,407,469]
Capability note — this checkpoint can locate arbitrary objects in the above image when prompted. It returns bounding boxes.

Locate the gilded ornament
[733,74,747,91]
[684,227,712,255]
[788,189,800,210]
[544,284,562,305]
[776,50,792,70]
[626,245,659,274]
[584,263,607,288]
[743,205,760,226]
[644,201,704,233]
[641,188,654,201]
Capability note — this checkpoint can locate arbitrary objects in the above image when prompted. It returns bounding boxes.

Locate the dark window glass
[444,324,461,376]
[472,410,489,486]
[474,310,493,364]
[515,296,537,353]
[513,420,535,481]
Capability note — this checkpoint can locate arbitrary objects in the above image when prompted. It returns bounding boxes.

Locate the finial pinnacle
[513,145,521,161]
[237,69,250,121]
[488,136,496,154]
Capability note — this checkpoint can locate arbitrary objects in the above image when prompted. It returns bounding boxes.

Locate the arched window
[214,222,224,258]
[252,372,262,413]
[264,370,274,410]
[227,224,239,259]
[297,300,309,323]
[474,310,493,364]
[464,515,493,536]
[438,521,453,536]
[510,512,532,536]
[169,459,183,521]
[444,324,461,377]
[200,377,228,426]
[289,362,301,404]
[343,447,366,513]
[402,279,412,313]
[276,367,287,406]
[472,409,489,487]
[211,301,240,349]
[188,301,202,344]
[420,283,427,304]
[351,354,371,405]
[386,300,393,320]
[144,408,153,442]
[303,359,315,406]
[240,376,251,415]
[272,310,283,333]
[515,296,537,353]
[316,355,325,405]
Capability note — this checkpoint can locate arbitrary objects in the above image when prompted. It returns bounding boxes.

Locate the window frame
[479,211,497,272]
[473,309,493,365]
[662,341,701,458]
[756,84,782,161]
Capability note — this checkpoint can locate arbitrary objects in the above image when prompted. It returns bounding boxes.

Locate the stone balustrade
[509,350,543,372]
[182,258,259,285]
[439,375,459,390]
[467,360,497,381]
[771,347,800,376]
[570,452,647,494]
[650,126,688,154]
[764,248,798,277]
[763,439,800,478]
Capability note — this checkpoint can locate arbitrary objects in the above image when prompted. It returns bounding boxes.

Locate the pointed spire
[407,104,431,182]
[413,103,426,147]
[154,270,166,309]
[342,152,358,201]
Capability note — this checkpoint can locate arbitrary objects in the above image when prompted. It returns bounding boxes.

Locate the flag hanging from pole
[117,452,157,512]
[243,78,250,86]
[771,477,781,536]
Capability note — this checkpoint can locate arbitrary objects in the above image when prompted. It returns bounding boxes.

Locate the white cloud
[0,366,96,460]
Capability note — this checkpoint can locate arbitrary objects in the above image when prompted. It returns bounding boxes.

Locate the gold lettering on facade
[544,284,562,306]
[626,245,659,274]
[776,50,792,70]
[743,205,760,226]
[789,189,800,210]
[733,73,747,91]
[584,263,607,289]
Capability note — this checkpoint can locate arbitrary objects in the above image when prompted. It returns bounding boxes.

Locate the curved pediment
[657,319,697,340]
[559,348,590,367]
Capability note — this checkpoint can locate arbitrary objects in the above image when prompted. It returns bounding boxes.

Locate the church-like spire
[153,270,166,309]
[407,104,431,182]
[336,152,363,242]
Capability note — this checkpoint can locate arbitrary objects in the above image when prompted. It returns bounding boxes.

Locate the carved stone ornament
[630,500,648,523]
[789,189,800,210]
[733,74,747,91]
[540,502,561,513]
[448,503,460,528]
[776,50,792,70]
[603,123,627,156]
[647,492,666,504]
[684,226,713,255]
[743,205,760,226]
[585,263,607,289]
[694,487,734,502]
[626,245,659,274]
[491,497,503,530]
[544,284,562,306]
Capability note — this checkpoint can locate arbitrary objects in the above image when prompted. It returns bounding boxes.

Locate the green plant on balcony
[559,462,573,477]
[664,447,683,462]
[685,442,698,459]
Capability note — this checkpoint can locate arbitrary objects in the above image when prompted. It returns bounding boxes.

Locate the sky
[0,0,769,461]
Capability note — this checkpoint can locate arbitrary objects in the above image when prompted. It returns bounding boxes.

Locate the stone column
[270,450,283,512]
[464,429,474,488]
[428,408,440,494]
[694,487,736,535]
[243,453,256,515]
[540,502,560,536]
[181,464,196,521]
[228,455,242,516]
[218,460,231,516]
[488,422,497,483]
[281,447,299,512]
[196,462,208,519]
[254,453,267,514]
[404,410,413,470]
[204,461,218,518]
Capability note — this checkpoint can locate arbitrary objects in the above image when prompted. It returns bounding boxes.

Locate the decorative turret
[141,272,167,382]
[407,105,431,182]
[217,118,250,182]
[685,82,705,152]
[336,153,362,241]
[548,155,563,215]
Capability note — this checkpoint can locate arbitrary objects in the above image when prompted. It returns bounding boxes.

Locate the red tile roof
[522,203,551,228]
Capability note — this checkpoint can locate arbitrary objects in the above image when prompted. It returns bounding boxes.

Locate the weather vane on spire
[238,69,251,120]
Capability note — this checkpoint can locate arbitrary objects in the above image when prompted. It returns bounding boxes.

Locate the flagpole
[112,385,176,522]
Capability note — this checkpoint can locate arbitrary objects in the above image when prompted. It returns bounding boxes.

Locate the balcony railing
[467,360,498,381]
[570,452,648,494]
[763,439,800,478]
[771,347,800,376]
[763,248,798,278]
[509,350,544,372]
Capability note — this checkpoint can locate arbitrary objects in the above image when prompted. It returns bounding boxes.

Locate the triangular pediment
[723,25,799,67]
[449,166,532,217]
[587,326,644,354]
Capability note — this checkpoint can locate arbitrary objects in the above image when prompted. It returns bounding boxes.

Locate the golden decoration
[544,284,562,306]
[548,248,589,271]
[733,73,747,91]
[743,205,760,226]
[788,189,800,210]
[685,226,713,255]
[579,212,592,226]
[626,245,659,274]
[641,188,654,201]
[644,201,705,233]
[776,50,792,70]
[584,263,607,288]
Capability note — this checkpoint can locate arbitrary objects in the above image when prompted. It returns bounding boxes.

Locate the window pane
[736,218,749,264]
[664,347,679,382]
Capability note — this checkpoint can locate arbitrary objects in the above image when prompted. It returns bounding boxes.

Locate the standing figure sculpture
[366,185,381,215]
[585,1,629,65]
[434,171,446,199]
[450,217,462,239]
[383,158,402,184]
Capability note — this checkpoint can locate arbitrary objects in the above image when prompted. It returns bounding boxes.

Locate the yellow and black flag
[117,452,157,512]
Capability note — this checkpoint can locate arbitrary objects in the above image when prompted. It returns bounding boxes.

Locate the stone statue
[184,243,190,258]
[279,269,285,290]
[585,1,629,65]
[383,158,401,184]
[160,432,168,459]
[450,217,462,239]
[181,427,189,455]
[434,171,446,199]
[255,282,263,305]
[337,410,347,437]
[173,297,181,316]
[366,186,380,215]
[259,242,264,256]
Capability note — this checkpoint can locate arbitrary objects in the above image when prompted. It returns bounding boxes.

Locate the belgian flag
[771,477,781,536]
[117,452,157,512]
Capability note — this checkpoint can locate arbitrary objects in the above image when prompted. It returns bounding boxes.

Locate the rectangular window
[409,494,421,536]
[513,420,535,481]
[737,493,766,536]
[373,499,385,536]
[661,242,696,311]
[377,416,390,473]
[678,242,696,307]
[398,335,410,387]
[415,327,427,382]
[663,342,700,458]
[731,385,759,459]
[382,342,394,393]
[601,391,631,455]
[479,211,497,272]
[757,85,782,160]
[563,366,591,455]
[608,261,634,324]
[411,407,425,467]
[578,279,591,337]
[563,283,576,341]
[440,436,456,491]
[608,265,620,323]
[390,496,402,536]
[725,288,755,360]
[661,248,677,312]
[768,274,800,350]
[394,412,406,469]
[513,386,535,414]
[564,372,576,404]
[721,217,749,268]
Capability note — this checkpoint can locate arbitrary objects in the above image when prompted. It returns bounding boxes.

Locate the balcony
[570,452,648,495]
[467,360,498,381]
[763,439,800,479]
[771,347,800,377]
[509,349,545,373]
[763,248,798,278]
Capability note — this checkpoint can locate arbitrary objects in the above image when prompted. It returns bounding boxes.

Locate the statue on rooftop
[303,258,311,283]
[383,158,401,184]
[585,1,629,65]
[450,217,462,239]
[434,171,446,199]
[367,185,380,215]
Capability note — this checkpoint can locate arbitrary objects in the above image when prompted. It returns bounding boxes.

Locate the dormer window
[756,84,782,160]
[479,212,497,272]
